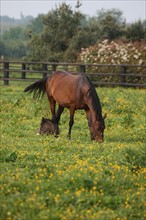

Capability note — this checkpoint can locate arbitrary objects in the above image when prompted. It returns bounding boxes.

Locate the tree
[0,42,6,57]
[96,9,125,40]
[27,14,44,34]
[1,26,28,58]
[99,15,123,40]
[126,20,145,41]
[28,3,84,62]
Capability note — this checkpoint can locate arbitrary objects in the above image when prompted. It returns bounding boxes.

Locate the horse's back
[51,71,80,83]
[47,71,83,93]
[46,71,89,108]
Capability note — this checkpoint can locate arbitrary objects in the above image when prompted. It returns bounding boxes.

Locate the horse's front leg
[67,106,75,140]
[55,105,64,135]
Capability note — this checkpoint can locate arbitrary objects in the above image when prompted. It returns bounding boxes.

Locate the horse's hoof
[67,135,71,140]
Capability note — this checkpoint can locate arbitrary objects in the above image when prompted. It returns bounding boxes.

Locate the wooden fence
[0,60,146,87]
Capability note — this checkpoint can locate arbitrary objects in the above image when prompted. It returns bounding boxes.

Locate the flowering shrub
[78,40,146,84]
[79,40,146,65]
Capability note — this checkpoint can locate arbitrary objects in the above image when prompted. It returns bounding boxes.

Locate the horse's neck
[91,108,100,123]
[87,100,102,123]
[85,102,97,124]
[84,77,102,122]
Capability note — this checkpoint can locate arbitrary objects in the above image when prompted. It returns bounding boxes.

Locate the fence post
[42,64,48,78]
[80,64,86,73]
[21,63,26,79]
[3,61,9,85]
[121,65,127,86]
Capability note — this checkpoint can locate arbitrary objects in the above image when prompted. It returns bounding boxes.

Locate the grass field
[0,83,146,220]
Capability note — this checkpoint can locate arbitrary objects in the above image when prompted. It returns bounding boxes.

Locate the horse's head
[36,117,54,135]
[90,113,107,142]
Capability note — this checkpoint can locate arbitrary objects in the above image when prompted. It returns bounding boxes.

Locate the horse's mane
[85,75,102,119]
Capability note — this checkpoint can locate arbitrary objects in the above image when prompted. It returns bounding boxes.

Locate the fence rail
[0,60,146,87]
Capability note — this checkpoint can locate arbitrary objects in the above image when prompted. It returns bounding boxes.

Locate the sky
[1,0,146,23]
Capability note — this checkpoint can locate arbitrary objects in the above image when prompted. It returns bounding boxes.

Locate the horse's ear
[103,113,107,120]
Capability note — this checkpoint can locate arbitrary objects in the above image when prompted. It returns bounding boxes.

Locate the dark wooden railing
[0,60,146,87]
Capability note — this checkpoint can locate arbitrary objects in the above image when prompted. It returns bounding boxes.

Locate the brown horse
[24,71,106,142]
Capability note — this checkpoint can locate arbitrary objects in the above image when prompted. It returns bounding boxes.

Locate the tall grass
[0,84,146,220]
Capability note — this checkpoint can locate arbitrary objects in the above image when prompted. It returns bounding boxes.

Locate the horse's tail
[24,77,48,99]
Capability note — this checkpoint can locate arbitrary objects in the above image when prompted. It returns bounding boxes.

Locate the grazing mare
[24,71,106,142]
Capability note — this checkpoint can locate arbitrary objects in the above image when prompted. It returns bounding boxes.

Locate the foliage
[78,40,146,83]
[79,40,146,65]
[95,8,125,40]
[27,6,126,62]
[29,5,146,61]
[0,4,146,60]
[27,14,44,34]
[0,15,33,35]
[1,27,29,58]
[0,84,146,220]
[27,3,85,62]
[0,15,33,59]
[126,20,145,41]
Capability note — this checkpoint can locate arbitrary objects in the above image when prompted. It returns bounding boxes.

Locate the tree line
[0,2,145,62]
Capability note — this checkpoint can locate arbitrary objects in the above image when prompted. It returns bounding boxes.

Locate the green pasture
[0,83,146,220]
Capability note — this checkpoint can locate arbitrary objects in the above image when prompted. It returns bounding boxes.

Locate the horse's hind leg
[49,98,58,137]
[67,106,75,140]
[55,105,64,135]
